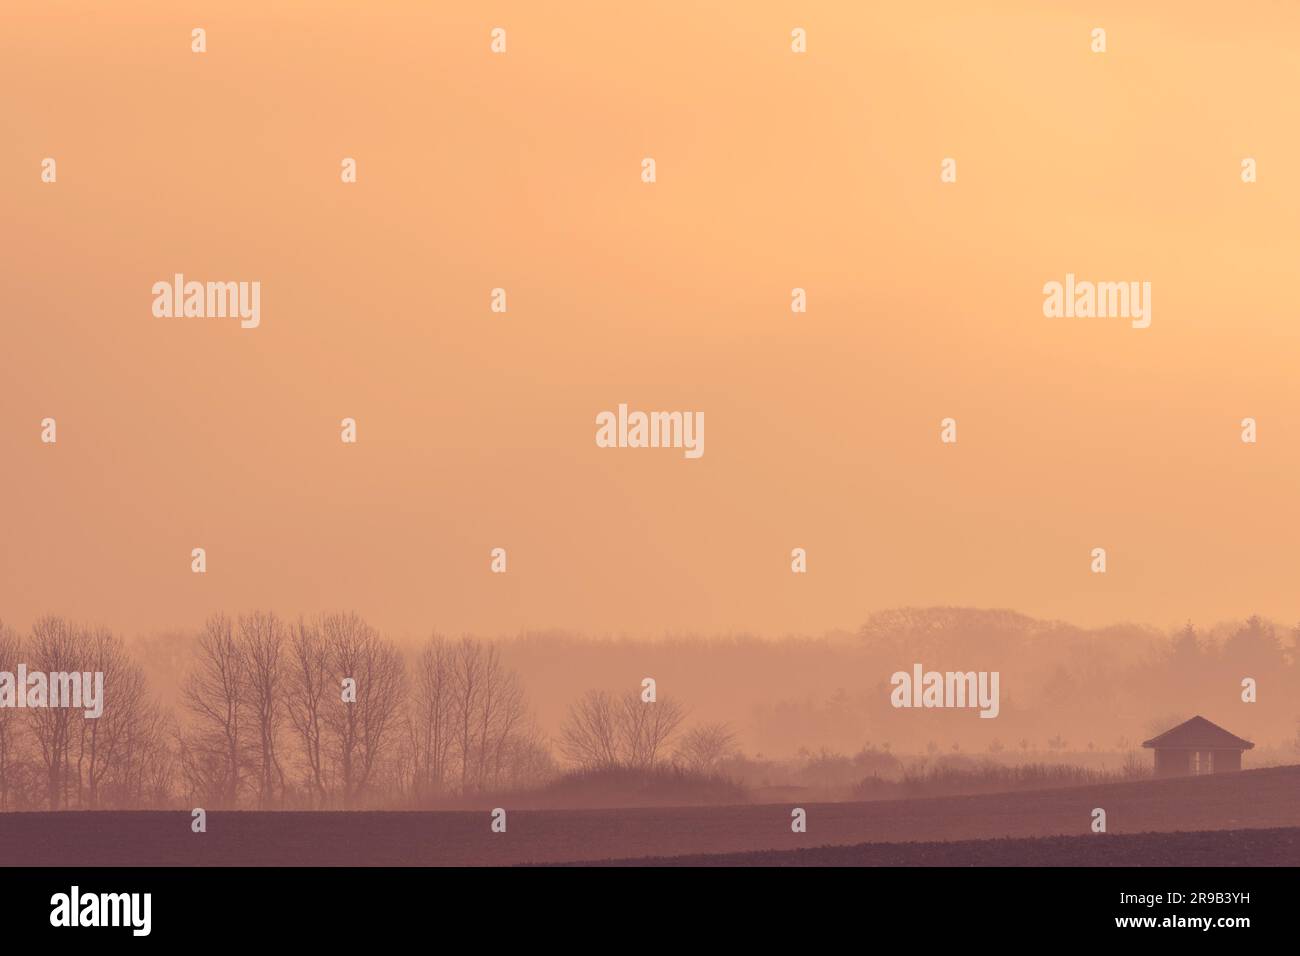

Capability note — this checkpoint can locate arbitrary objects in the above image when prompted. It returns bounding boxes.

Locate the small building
[1141,715,1254,777]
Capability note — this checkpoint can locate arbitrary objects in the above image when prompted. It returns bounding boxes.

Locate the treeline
[174,611,558,810]
[0,613,729,812]
[0,618,169,811]
[745,609,1300,756]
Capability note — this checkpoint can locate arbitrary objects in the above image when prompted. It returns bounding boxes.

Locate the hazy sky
[4,1,1300,639]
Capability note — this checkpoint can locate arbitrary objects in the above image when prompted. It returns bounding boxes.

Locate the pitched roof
[1141,715,1254,751]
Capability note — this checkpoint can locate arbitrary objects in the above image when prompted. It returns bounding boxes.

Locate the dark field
[2,765,1298,866]
[576,827,1300,866]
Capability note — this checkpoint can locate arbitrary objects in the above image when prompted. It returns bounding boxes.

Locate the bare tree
[0,621,22,810]
[406,636,538,798]
[494,726,557,791]
[560,690,622,770]
[239,611,287,808]
[180,614,247,807]
[5,618,170,811]
[469,644,526,792]
[321,613,405,807]
[73,627,146,808]
[285,618,330,806]
[408,635,456,799]
[560,688,685,771]
[25,617,84,809]
[104,692,173,808]
[449,637,485,791]
[618,690,686,770]
[675,722,738,773]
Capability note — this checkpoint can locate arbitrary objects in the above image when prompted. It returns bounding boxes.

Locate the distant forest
[1,607,1297,810]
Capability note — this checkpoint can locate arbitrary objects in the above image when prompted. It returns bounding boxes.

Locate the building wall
[1153,748,1191,777]
[1153,748,1243,776]
[1212,749,1243,772]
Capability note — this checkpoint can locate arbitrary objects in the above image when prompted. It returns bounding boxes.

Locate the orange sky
[3,1,1300,639]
